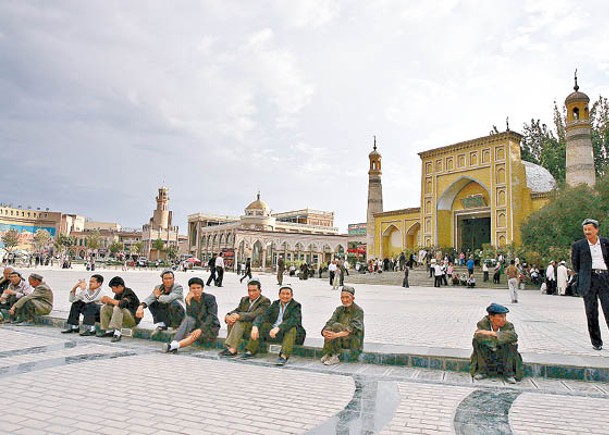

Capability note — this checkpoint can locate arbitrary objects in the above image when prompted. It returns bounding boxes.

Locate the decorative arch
[437,176,490,211]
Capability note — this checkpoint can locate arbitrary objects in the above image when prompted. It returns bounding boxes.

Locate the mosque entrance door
[457,214,490,251]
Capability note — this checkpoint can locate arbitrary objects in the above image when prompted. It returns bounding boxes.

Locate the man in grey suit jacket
[571,218,609,350]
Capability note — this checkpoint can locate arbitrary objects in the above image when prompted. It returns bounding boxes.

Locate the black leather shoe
[239,351,255,360]
[276,355,288,366]
[80,330,95,337]
[218,348,237,358]
[62,327,78,334]
[593,344,603,350]
[111,335,122,343]
[97,330,114,338]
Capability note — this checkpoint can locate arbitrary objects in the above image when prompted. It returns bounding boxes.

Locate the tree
[86,230,102,251]
[152,239,165,252]
[54,234,75,258]
[1,229,19,252]
[129,241,143,261]
[166,245,179,261]
[32,229,52,253]
[109,241,123,256]
[520,174,609,264]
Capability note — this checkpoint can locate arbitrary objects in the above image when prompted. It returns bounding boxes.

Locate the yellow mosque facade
[368,131,556,259]
[367,79,598,259]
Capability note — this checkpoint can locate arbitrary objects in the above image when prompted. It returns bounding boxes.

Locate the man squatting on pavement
[320,285,364,366]
[240,284,306,366]
[98,276,141,342]
[470,303,523,384]
[162,277,220,353]
[571,218,609,351]
[136,269,185,336]
[62,274,104,336]
[0,273,53,325]
[218,277,271,358]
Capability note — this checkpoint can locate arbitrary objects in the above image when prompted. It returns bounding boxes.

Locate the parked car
[137,256,148,267]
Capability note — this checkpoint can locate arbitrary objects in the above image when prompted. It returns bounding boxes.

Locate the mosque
[366,77,596,259]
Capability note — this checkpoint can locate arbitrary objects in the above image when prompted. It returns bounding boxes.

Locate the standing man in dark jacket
[277,255,285,286]
[162,277,220,353]
[241,284,306,366]
[219,277,271,357]
[98,276,141,342]
[571,218,609,350]
[240,258,252,283]
[206,254,217,286]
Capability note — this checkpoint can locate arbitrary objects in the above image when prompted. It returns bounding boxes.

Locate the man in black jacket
[241,284,306,366]
[98,276,141,343]
[162,277,220,353]
[572,218,609,350]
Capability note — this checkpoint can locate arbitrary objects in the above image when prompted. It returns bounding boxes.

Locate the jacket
[227,295,271,323]
[254,298,306,345]
[571,236,609,296]
[14,281,53,312]
[113,287,142,324]
[187,293,220,336]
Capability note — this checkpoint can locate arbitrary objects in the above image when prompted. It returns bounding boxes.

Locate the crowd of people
[1,217,608,383]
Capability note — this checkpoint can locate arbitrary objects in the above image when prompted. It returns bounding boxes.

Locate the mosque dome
[522,161,557,193]
[565,90,590,105]
[245,193,270,215]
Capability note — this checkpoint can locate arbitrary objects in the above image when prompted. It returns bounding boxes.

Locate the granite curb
[29,314,609,383]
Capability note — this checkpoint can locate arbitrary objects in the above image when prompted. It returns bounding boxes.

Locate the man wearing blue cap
[470,303,523,384]
[571,218,609,350]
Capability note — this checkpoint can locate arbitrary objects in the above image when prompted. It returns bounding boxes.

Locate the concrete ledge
[31,315,609,382]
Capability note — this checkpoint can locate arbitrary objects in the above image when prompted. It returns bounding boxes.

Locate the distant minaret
[153,186,171,228]
[366,136,383,258]
[565,70,596,187]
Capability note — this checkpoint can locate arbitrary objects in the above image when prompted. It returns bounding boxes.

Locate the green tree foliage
[166,245,179,261]
[109,241,123,254]
[152,239,165,252]
[520,175,609,264]
[85,230,102,250]
[590,96,609,177]
[32,229,52,252]
[1,229,19,252]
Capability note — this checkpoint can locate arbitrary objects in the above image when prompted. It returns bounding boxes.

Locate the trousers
[100,305,136,331]
[583,272,609,348]
[67,300,100,326]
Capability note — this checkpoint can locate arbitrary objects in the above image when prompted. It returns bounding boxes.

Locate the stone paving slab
[2,326,609,434]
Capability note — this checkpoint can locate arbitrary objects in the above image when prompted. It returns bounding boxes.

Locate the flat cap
[582,218,600,228]
[29,273,43,281]
[486,303,509,314]
[341,285,355,295]
[187,277,205,287]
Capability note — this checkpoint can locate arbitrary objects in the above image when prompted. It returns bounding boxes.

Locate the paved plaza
[2,266,609,434]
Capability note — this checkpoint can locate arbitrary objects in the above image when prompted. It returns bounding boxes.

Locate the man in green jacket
[219,277,271,358]
[3,273,53,325]
[320,285,364,366]
[470,303,523,384]
[241,284,306,366]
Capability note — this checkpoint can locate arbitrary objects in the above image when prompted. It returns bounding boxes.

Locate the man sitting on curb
[0,266,15,294]
[136,270,185,336]
[470,303,523,384]
[98,276,141,342]
[218,277,271,358]
[320,285,364,366]
[62,274,104,336]
[0,270,32,312]
[241,284,306,366]
[162,277,220,353]
[1,273,52,325]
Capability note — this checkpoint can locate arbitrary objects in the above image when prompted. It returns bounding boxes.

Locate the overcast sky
[1,0,608,233]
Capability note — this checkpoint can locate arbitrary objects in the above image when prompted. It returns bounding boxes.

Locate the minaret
[153,186,170,228]
[366,136,383,258]
[565,71,596,187]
